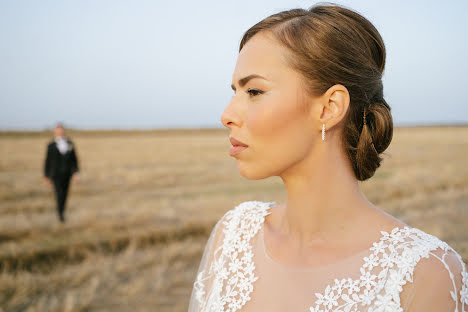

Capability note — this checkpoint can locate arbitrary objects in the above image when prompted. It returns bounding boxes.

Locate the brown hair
[239,2,393,181]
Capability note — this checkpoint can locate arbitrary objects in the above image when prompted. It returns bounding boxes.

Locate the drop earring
[322,123,326,141]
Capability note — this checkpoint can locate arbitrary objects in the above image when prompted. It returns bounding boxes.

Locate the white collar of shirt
[55,136,69,155]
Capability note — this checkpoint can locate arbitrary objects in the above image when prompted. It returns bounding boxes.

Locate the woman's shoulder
[396,225,464,260]
[403,228,468,309]
[211,200,274,244]
[377,225,465,272]
[219,200,275,225]
[382,225,468,309]
[192,201,275,311]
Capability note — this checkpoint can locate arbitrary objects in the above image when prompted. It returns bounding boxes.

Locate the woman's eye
[247,88,263,97]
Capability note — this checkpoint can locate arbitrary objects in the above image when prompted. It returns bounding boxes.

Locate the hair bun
[369,84,384,104]
[365,98,393,154]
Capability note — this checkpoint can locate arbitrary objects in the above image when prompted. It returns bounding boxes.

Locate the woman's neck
[275,144,379,248]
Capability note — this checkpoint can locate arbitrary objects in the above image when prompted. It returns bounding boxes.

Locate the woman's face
[221,32,323,180]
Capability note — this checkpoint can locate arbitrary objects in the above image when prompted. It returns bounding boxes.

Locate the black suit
[44,137,79,222]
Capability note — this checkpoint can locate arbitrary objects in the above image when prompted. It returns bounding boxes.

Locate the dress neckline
[259,201,411,272]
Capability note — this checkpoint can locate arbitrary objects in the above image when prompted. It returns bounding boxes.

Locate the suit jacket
[44,137,79,179]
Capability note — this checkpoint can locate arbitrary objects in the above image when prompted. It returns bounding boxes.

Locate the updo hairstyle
[239,2,393,181]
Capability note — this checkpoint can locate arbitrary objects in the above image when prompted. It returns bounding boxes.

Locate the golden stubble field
[0,126,467,311]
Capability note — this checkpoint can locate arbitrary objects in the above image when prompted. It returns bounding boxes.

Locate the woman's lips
[229,136,248,147]
[229,136,249,156]
[229,145,248,156]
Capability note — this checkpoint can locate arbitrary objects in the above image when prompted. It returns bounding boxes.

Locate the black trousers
[52,174,72,222]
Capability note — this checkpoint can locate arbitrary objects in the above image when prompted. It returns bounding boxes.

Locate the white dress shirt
[55,136,69,155]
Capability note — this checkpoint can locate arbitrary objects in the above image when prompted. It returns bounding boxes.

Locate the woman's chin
[237,162,271,180]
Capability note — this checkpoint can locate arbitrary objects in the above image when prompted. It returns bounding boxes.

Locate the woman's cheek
[247,94,288,136]
[246,104,276,139]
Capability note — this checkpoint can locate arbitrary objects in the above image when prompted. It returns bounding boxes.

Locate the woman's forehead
[233,33,295,84]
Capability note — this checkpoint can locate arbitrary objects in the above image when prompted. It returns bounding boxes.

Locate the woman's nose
[221,95,245,129]
[221,102,234,128]
[220,109,232,128]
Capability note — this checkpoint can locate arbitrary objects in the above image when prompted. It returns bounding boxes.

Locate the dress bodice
[189,201,468,312]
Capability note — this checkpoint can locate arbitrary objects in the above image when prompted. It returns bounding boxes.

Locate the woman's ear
[319,84,350,129]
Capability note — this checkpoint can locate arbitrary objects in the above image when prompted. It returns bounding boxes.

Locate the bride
[188,3,468,312]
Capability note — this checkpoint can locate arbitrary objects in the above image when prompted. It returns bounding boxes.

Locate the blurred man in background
[43,123,80,222]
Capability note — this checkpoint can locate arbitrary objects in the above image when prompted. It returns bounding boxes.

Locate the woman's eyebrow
[231,74,268,91]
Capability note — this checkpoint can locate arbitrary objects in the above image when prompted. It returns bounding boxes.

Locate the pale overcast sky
[1,0,467,130]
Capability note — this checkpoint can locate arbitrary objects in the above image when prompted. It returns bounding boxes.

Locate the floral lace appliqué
[194,200,274,312]
[309,226,468,312]
[193,201,468,312]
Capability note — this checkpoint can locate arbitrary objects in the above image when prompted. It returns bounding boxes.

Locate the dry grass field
[0,126,467,311]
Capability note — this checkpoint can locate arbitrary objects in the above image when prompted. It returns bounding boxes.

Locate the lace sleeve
[400,247,468,311]
[188,213,227,312]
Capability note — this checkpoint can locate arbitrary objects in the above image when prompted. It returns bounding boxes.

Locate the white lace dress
[188,201,468,312]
